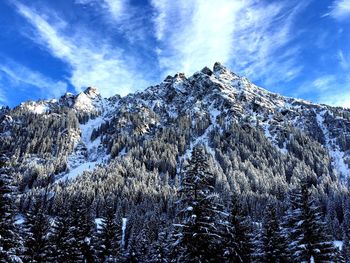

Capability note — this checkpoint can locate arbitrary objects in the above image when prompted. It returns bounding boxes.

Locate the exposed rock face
[1,63,349,189]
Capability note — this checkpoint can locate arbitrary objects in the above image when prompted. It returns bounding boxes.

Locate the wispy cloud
[0,59,67,99]
[14,1,149,97]
[316,50,350,108]
[326,0,350,20]
[296,73,350,109]
[75,0,148,43]
[151,0,306,86]
[318,91,350,109]
[0,88,7,106]
[338,50,350,70]
[151,0,241,75]
[311,75,336,91]
[76,0,125,22]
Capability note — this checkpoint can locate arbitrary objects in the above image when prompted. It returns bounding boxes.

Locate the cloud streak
[151,0,306,87]
[75,0,148,43]
[0,89,7,106]
[327,0,350,20]
[0,59,68,104]
[14,1,150,97]
[318,91,350,109]
[151,0,241,75]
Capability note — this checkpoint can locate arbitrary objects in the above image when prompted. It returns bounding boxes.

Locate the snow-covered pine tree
[148,214,171,263]
[95,200,121,262]
[119,233,140,263]
[22,193,50,262]
[171,145,224,262]
[284,181,339,262]
[223,192,253,263]
[342,204,350,263]
[343,232,350,263]
[69,195,96,263]
[47,197,77,263]
[259,202,289,263]
[133,228,149,262]
[148,230,169,263]
[0,154,22,263]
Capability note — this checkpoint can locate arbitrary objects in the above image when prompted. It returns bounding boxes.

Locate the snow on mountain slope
[115,62,350,180]
[2,63,350,187]
[316,110,350,180]
[57,91,115,182]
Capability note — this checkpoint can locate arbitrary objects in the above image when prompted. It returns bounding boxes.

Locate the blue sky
[0,0,349,108]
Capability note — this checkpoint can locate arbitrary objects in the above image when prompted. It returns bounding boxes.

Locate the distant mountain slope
[2,62,349,192]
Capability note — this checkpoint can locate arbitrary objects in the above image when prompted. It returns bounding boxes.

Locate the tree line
[1,147,349,262]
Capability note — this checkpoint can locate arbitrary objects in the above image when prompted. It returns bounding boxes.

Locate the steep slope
[1,62,349,193]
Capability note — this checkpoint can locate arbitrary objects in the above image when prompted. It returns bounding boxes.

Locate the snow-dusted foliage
[0,63,350,261]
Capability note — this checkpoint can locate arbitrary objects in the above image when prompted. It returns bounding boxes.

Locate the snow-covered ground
[121,218,128,248]
[95,218,103,231]
[21,102,49,114]
[56,99,111,183]
[56,161,99,183]
[334,240,343,250]
[316,110,350,180]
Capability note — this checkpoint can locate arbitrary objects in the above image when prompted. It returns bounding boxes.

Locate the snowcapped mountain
[2,62,350,262]
[1,62,350,189]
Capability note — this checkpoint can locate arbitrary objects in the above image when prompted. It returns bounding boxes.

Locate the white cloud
[296,72,350,109]
[151,0,306,85]
[76,0,126,23]
[75,0,146,43]
[151,0,240,75]
[311,75,336,91]
[327,0,350,20]
[103,0,125,21]
[0,60,67,99]
[14,1,149,97]
[338,50,349,70]
[318,92,350,109]
[0,88,7,106]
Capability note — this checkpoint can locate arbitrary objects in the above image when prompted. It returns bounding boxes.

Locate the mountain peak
[213,62,226,73]
[84,86,100,98]
[212,62,239,81]
[200,66,213,76]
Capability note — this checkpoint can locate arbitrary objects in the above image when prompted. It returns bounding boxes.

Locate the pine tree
[259,203,289,263]
[47,200,77,263]
[342,205,350,263]
[284,182,339,262]
[0,155,22,263]
[69,195,96,263]
[148,230,169,263]
[223,192,253,263]
[171,146,224,262]
[95,200,121,262]
[22,193,50,263]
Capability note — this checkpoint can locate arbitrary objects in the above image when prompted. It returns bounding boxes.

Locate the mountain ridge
[1,62,350,189]
[2,62,350,261]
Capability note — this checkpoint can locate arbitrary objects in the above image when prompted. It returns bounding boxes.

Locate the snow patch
[57,161,98,183]
[95,218,103,231]
[334,240,343,250]
[23,103,49,114]
[119,147,127,156]
[80,116,104,161]
[121,217,128,248]
[74,92,95,112]
[57,109,110,183]
[14,214,25,225]
[316,110,350,180]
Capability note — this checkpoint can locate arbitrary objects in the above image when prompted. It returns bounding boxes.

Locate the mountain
[1,63,350,261]
[1,62,349,187]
